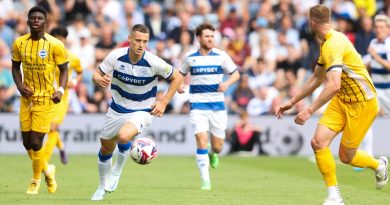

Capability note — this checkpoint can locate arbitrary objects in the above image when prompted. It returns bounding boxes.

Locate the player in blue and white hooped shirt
[356,15,390,171]
[179,23,240,190]
[91,24,182,200]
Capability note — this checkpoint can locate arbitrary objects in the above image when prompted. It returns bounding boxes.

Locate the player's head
[50,26,68,43]
[195,23,215,50]
[129,24,150,56]
[309,5,331,33]
[374,15,390,41]
[27,6,47,33]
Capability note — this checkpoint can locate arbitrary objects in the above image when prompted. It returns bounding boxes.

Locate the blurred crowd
[0,0,388,115]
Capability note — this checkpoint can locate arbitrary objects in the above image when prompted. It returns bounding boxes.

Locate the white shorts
[377,89,390,116]
[100,108,153,140]
[190,110,227,139]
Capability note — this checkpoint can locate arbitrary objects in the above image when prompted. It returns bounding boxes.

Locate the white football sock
[196,153,210,182]
[98,158,112,188]
[111,150,130,175]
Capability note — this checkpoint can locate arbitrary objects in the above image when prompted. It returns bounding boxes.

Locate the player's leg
[340,99,388,189]
[311,124,343,204]
[209,110,228,169]
[91,137,116,200]
[44,123,59,163]
[106,122,138,192]
[196,132,211,190]
[354,127,373,171]
[191,110,211,190]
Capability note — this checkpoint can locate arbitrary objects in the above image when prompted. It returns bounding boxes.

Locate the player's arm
[368,46,390,71]
[294,67,340,125]
[11,60,33,98]
[151,69,183,117]
[276,64,325,118]
[177,71,187,94]
[218,70,240,92]
[52,63,69,104]
[92,68,111,88]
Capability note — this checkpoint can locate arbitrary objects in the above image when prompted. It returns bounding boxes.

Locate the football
[130,138,158,165]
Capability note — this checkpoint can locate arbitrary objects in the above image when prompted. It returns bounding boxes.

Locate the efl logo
[39,50,47,58]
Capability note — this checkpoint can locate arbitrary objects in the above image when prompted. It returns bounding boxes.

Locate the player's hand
[150,101,167,117]
[177,85,186,94]
[98,74,111,88]
[275,101,294,119]
[18,85,33,99]
[217,82,228,92]
[51,91,63,104]
[294,108,312,125]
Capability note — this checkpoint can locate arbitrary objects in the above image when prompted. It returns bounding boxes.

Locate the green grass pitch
[0,155,389,205]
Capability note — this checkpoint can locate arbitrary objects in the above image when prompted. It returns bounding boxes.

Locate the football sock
[44,131,58,162]
[111,142,131,174]
[98,151,112,188]
[27,149,33,159]
[196,148,210,182]
[350,149,379,170]
[32,149,44,180]
[315,147,337,187]
[56,131,65,150]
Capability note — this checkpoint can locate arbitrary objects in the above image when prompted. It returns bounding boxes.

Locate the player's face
[27,12,46,32]
[198,29,214,50]
[129,31,149,55]
[374,21,390,41]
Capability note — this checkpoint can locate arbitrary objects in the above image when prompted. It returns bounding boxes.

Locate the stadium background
[0,0,389,156]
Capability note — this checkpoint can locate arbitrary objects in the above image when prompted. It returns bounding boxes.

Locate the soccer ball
[130,138,158,165]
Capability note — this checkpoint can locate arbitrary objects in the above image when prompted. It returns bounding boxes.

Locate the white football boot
[375,156,388,190]
[91,186,106,201]
[105,171,121,192]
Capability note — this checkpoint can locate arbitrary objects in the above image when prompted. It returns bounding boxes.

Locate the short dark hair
[309,5,331,24]
[195,23,215,37]
[28,6,48,19]
[50,26,68,38]
[131,24,150,35]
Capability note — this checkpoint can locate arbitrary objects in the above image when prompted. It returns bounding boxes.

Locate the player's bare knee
[311,138,323,151]
[339,152,353,164]
[100,145,114,155]
[31,142,43,151]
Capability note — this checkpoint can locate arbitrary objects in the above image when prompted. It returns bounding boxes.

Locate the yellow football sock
[27,149,33,159]
[315,147,337,187]
[350,149,379,170]
[44,131,58,162]
[32,149,43,180]
[55,131,65,150]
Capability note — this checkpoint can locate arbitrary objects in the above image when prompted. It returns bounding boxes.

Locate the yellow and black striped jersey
[12,33,68,105]
[318,29,376,102]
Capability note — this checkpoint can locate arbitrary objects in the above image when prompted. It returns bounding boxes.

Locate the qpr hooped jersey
[369,37,390,90]
[99,48,174,113]
[181,48,237,110]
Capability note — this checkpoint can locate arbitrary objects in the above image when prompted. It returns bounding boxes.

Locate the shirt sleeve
[53,41,69,65]
[321,41,344,71]
[180,55,190,75]
[151,56,174,79]
[99,50,116,74]
[11,39,21,62]
[222,51,237,74]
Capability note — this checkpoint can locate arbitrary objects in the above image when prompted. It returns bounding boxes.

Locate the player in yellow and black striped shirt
[43,26,83,166]
[11,6,68,195]
[276,5,388,205]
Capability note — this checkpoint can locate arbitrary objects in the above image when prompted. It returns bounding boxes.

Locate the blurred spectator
[226,25,251,70]
[355,16,375,56]
[247,57,276,90]
[189,0,219,30]
[229,74,254,114]
[167,11,194,45]
[0,39,16,112]
[95,24,117,61]
[64,0,93,24]
[227,111,264,155]
[334,13,356,44]
[353,0,377,18]
[247,86,278,116]
[273,0,296,24]
[0,12,15,48]
[275,31,302,72]
[144,2,167,41]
